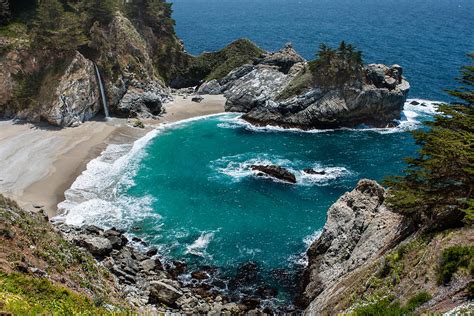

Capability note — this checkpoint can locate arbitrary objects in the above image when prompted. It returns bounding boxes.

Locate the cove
[58,102,435,303]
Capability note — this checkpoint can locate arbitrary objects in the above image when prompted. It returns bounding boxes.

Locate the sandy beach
[0,94,225,217]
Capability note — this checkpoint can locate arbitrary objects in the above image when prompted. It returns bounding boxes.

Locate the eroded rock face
[95,13,172,118]
[217,43,409,129]
[41,52,101,127]
[298,179,413,310]
[222,44,305,112]
[242,64,410,129]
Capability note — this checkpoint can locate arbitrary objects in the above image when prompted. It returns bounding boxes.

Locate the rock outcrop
[298,180,413,311]
[241,64,409,129]
[207,42,410,129]
[93,12,172,118]
[41,52,101,127]
[251,164,297,184]
[222,44,305,112]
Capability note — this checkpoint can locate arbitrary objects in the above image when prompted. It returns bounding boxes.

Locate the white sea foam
[185,231,215,257]
[211,154,352,186]
[54,113,228,228]
[289,229,323,266]
[217,99,441,134]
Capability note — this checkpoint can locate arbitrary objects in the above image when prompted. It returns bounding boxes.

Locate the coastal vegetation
[0,194,128,314]
[278,41,364,99]
[385,54,474,230]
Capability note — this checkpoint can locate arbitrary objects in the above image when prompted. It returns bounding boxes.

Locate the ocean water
[57,101,438,303]
[172,0,474,102]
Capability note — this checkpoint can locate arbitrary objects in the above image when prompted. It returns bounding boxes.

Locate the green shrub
[0,273,113,315]
[352,291,431,316]
[437,246,474,284]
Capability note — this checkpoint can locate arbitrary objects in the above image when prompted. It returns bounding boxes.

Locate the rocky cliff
[298,180,473,315]
[202,43,410,129]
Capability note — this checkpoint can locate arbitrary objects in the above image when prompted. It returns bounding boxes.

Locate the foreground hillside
[0,195,129,314]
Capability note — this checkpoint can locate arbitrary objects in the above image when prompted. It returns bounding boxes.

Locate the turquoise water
[172,0,474,101]
[59,104,436,303]
[130,115,415,270]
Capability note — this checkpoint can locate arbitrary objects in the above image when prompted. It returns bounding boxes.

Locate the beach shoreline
[0,94,226,217]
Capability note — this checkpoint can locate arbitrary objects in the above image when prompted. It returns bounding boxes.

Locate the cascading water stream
[94,64,110,118]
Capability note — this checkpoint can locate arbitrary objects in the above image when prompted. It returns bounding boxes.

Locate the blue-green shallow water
[130,115,415,269]
[58,104,436,304]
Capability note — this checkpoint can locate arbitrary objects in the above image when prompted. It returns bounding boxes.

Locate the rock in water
[297,179,414,311]
[303,169,326,175]
[218,44,410,129]
[251,165,297,184]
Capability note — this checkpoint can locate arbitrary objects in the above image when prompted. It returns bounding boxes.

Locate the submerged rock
[303,168,326,175]
[251,165,297,184]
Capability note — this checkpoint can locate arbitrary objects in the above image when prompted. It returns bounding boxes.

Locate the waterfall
[94,64,110,118]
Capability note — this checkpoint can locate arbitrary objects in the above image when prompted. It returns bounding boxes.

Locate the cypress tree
[385,54,474,229]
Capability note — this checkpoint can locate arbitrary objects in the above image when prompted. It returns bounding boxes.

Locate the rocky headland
[198,43,410,129]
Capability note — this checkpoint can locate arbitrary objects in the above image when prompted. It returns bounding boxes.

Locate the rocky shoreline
[54,222,301,314]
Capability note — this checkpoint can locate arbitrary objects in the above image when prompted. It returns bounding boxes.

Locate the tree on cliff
[81,0,120,27]
[309,41,364,87]
[386,54,474,229]
[32,0,86,53]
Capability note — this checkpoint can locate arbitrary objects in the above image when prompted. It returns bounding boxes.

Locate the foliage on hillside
[168,38,265,87]
[278,41,364,100]
[316,227,473,315]
[0,194,129,314]
[308,41,364,87]
[385,54,474,230]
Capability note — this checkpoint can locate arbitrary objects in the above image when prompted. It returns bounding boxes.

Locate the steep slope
[0,194,129,314]
[298,180,473,315]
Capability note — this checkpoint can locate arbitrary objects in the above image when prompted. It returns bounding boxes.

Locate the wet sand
[0,95,226,216]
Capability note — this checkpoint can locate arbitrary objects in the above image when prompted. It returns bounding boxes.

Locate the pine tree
[33,0,86,53]
[385,54,474,229]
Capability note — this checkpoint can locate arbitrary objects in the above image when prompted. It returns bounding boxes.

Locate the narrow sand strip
[0,95,226,217]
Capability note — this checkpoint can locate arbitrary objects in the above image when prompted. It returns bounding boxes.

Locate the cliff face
[216,45,410,129]
[297,180,413,308]
[299,180,473,315]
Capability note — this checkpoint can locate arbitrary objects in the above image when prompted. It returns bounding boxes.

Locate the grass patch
[277,69,313,100]
[0,273,116,315]
[437,245,474,285]
[351,291,431,316]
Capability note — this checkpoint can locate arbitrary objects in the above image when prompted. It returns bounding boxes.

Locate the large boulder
[251,165,297,184]
[197,79,222,95]
[76,235,113,257]
[149,280,184,306]
[41,52,101,127]
[298,180,413,310]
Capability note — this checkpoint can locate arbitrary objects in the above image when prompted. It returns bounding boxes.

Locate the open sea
[173,0,474,102]
[57,0,473,306]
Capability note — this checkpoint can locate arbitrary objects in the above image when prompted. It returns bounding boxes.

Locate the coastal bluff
[199,43,410,129]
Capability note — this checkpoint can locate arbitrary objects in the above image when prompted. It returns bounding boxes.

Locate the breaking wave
[217,99,440,134]
[210,153,353,186]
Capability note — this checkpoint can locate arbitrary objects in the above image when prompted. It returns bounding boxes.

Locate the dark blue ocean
[172,0,474,101]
